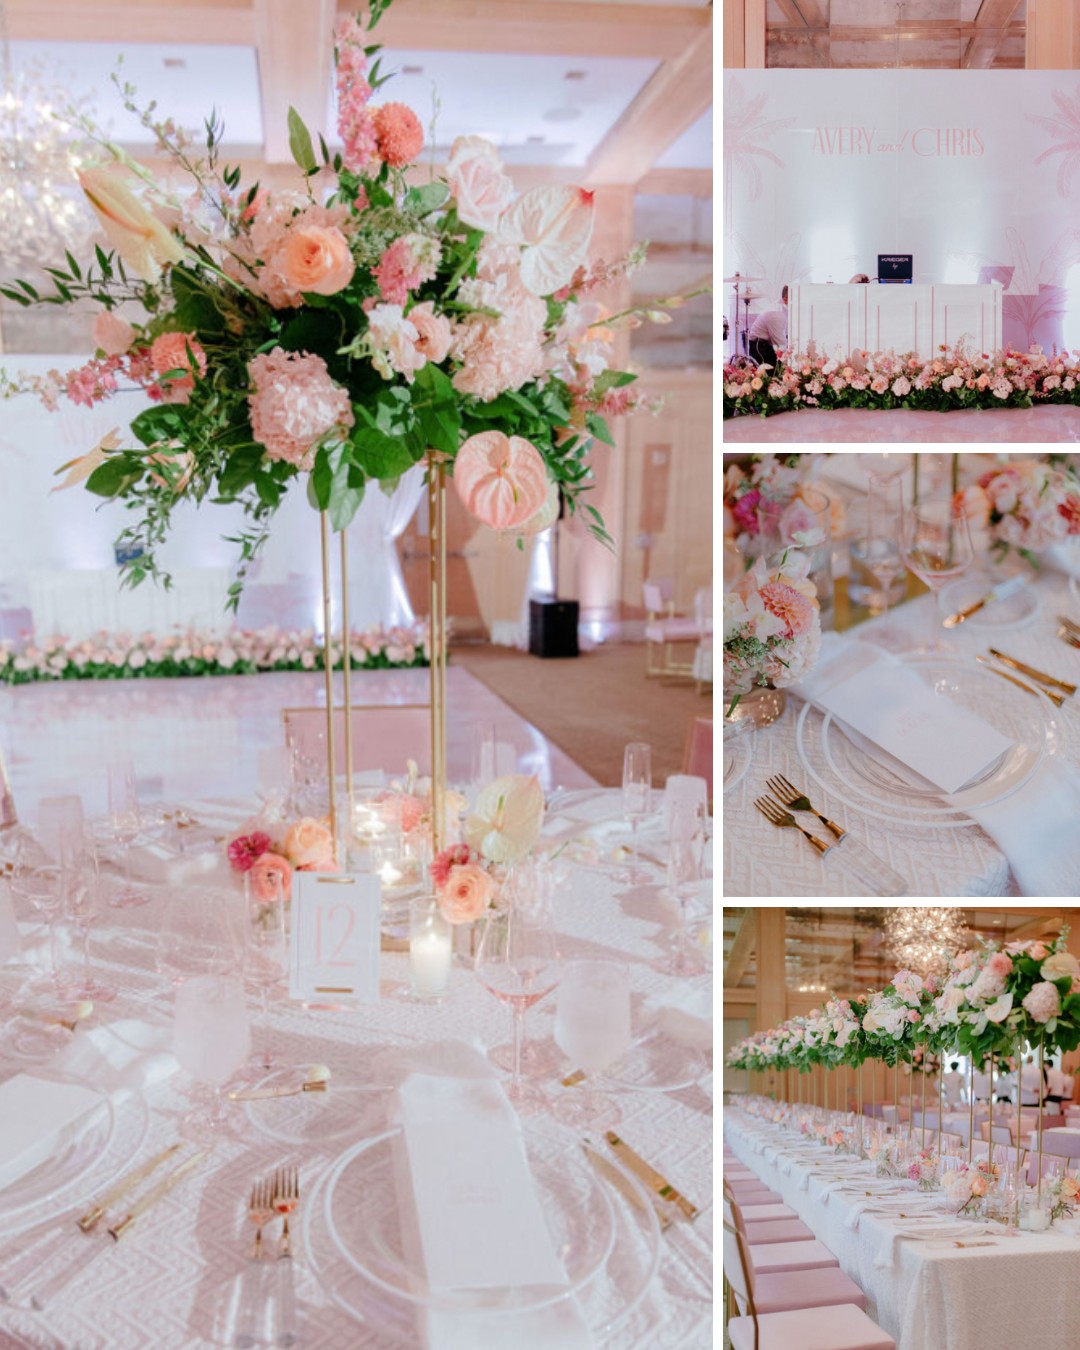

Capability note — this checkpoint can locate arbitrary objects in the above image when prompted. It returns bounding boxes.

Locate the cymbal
[724,274,763,283]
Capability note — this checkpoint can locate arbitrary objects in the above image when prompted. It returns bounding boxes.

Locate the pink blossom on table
[372,234,441,305]
[279,225,355,298]
[1022,981,1061,1024]
[367,303,426,382]
[283,817,335,870]
[92,310,135,356]
[438,863,493,924]
[446,135,514,231]
[229,830,274,873]
[430,842,473,890]
[247,347,354,470]
[759,580,816,637]
[371,102,423,167]
[249,851,292,903]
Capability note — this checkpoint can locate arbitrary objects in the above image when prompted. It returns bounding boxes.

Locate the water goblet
[552,958,632,1131]
[173,974,251,1143]
[900,499,974,652]
[614,742,653,885]
[106,760,147,908]
[474,884,560,1112]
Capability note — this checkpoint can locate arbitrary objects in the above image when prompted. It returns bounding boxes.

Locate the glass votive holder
[409,897,452,1000]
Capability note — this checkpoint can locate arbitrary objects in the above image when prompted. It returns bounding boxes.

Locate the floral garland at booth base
[723,344,1080,420]
[0,622,430,685]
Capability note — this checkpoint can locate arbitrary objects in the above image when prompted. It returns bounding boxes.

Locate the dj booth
[787,282,1003,361]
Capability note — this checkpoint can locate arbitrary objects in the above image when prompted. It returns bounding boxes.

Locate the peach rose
[283,817,336,869]
[408,300,452,364]
[249,851,292,903]
[280,225,355,297]
[92,310,135,356]
[446,136,514,232]
[438,863,493,924]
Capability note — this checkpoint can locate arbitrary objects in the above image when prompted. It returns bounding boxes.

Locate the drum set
[724,272,762,367]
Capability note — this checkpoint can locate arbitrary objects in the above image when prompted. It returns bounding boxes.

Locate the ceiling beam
[637,167,712,197]
[586,24,711,186]
[962,0,1025,68]
[725,909,756,987]
[770,0,812,26]
[365,1,709,60]
[255,0,337,164]
[5,0,256,44]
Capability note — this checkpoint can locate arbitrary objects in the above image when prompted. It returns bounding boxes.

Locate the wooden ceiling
[764,0,1026,69]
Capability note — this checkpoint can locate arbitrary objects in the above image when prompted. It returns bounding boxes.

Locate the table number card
[289,872,381,1005]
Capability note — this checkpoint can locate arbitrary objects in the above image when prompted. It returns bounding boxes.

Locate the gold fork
[1058,624,1080,650]
[753,796,833,856]
[765,773,846,841]
[1058,614,1080,637]
[273,1167,301,1348]
[248,1177,273,1261]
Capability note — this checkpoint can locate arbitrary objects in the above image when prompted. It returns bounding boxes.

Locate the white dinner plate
[892,1221,974,1240]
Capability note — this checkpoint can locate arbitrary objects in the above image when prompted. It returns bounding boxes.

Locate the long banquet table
[0,793,713,1348]
[725,1107,1080,1350]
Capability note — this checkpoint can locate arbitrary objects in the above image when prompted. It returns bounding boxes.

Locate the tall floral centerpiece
[0,0,699,853]
[953,456,1080,568]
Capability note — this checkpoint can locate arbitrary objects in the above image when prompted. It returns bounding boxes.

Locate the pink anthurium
[454,431,549,530]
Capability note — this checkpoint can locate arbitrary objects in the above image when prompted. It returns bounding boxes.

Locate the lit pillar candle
[409,898,452,999]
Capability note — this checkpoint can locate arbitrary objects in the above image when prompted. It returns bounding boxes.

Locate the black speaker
[529,598,579,658]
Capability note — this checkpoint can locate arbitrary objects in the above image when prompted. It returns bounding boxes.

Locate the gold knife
[941,574,1029,628]
[77,1142,183,1231]
[108,1150,210,1241]
[604,1131,698,1222]
[987,648,1076,696]
[582,1141,674,1231]
[229,1080,329,1101]
[975,655,1065,707]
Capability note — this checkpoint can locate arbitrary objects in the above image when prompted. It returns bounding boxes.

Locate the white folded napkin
[794,634,1080,896]
[0,1074,104,1192]
[50,1018,179,1099]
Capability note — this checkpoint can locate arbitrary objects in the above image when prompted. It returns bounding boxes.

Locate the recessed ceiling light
[402,64,423,75]
[163,57,186,69]
[564,70,587,81]
[526,134,546,144]
[543,107,582,124]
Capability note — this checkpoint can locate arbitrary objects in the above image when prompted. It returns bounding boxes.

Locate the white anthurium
[498,185,595,296]
[464,773,545,864]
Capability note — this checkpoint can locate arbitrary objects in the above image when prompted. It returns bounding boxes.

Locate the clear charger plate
[795,654,1053,829]
[242,1068,393,1148]
[723,737,752,794]
[591,1028,708,1094]
[301,1122,661,1345]
[0,1085,150,1236]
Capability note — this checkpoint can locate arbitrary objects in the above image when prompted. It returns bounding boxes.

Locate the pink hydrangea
[247,347,354,470]
[451,240,546,401]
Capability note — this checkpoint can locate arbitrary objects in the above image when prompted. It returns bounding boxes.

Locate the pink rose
[908,1010,921,1022]
[1029,942,1049,961]
[92,310,135,356]
[249,851,292,903]
[969,1174,988,1197]
[437,863,493,924]
[446,135,514,231]
[987,951,1013,977]
[279,225,355,297]
[408,301,452,364]
[283,817,335,869]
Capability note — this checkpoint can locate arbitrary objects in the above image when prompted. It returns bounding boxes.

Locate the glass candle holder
[409,897,452,999]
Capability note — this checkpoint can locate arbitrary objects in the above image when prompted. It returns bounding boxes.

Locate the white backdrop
[724,70,1080,358]
[0,357,424,638]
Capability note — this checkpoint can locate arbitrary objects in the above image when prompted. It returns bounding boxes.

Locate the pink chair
[724,1210,895,1350]
[724,1194,838,1275]
[1024,1130,1080,1183]
[683,716,713,801]
[282,705,432,778]
[741,1202,800,1222]
[743,1217,817,1246]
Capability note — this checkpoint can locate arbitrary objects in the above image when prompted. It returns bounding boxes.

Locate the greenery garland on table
[723,344,1080,420]
[0,623,430,685]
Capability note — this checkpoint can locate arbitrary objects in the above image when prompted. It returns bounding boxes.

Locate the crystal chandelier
[883,907,969,977]
[0,6,94,272]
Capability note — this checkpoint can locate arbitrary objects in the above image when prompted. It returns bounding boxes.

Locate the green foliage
[287,107,318,174]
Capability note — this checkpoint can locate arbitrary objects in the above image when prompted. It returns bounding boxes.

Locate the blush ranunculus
[438,863,493,924]
[453,430,548,530]
[249,851,292,903]
[283,817,335,869]
[92,310,135,356]
[446,135,514,231]
[279,225,355,296]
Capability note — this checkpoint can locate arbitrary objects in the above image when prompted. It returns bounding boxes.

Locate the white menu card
[288,872,381,1004]
[813,662,1015,794]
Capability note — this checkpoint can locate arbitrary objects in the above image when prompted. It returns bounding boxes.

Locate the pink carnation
[1022,981,1061,1024]
[228,830,273,873]
[372,234,441,305]
[373,103,423,167]
[149,331,206,403]
[247,347,354,470]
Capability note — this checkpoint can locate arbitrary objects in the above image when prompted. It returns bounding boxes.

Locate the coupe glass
[173,974,251,1142]
[614,742,653,885]
[474,884,560,1112]
[900,500,974,651]
[552,958,632,1131]
[106,760,147,908]
[241,867,290,1078]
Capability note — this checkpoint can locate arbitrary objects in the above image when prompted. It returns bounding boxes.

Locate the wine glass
[37,796,85,863]
[474,882,560,1112]
[155,886,248,988]
[900,500,974,652]
[173,974,251,1143]
[239,866,290,1081]
[106,760,147,908]
[614,742,653,885]
[851,474,907,649]
[9,850,64,993]
[552,958,632,1131]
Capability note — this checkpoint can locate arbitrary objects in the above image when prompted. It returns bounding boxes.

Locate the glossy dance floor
[723,405,1080,443]
[1,666,595,824]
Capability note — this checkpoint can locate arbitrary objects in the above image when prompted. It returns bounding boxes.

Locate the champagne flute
[106,760,147,908]
[552,958,632,1131]
[474,883,560,1112]
[664,804,707,976]
[900,500,974,652]
[173,974,251,1143]
[615,742,653,885]
[239,866,290,1081]
[59,833,117,1003]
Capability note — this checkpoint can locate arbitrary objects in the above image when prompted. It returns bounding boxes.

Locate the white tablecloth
[725,1110,1080,1350]
[0,794,712,1348]
[723,568,1080,898]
